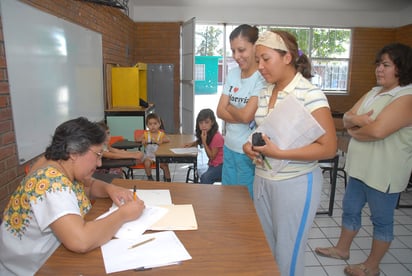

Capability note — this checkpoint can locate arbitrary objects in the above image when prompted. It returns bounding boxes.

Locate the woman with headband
[243,30,336,276]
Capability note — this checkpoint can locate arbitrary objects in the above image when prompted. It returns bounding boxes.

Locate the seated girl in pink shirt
[186,109,224,184]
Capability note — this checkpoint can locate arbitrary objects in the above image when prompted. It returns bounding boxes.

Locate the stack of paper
[134,189,172,205]
[101,231,192,274]
[98,189,198,273]
[96,205,169,238]
[149,204,198,230]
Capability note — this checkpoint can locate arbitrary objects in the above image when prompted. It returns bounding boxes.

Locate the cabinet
[111,63,147,107]
[147,64,174,133]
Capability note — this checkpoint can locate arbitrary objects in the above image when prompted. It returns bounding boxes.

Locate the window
[258,26,351,93]
[195,64,205,81]
[195,24,352,94]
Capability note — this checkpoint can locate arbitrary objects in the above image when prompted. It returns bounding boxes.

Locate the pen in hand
[133,185,137,201]
[128,237,155,249]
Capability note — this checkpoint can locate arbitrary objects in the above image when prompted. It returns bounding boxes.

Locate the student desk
[111,139,142,150]
[99,158,136,169]
[155,134,198,182]
[37,180,279,275]
[98,158,137,179]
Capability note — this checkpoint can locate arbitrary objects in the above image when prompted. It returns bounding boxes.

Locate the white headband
[256,31,288,52]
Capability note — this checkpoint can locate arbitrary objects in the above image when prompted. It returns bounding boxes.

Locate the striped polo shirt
[255,72,329,180]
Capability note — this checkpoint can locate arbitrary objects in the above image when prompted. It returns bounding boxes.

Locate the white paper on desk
[96,205,168,239]
[134,189,172,205]
[170,147,198,154]
[108,189,172,210]
[149,204,198,230]
[252,94,326,176]
[101,231,192,274]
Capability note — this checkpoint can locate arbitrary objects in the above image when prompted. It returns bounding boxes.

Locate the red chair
[126,130,156,179]
[109,135,124,146]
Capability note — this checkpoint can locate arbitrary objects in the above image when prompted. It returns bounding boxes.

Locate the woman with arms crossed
[316,43,412,276]
[0,117,145,275]
[243,30,337,276]
[217,24,266,198]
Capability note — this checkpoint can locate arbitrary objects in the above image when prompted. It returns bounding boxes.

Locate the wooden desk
[37,180,279,275]
[155,134,197,182]
[111,139,142,150]
[99,158,136,169]
[98,158,137,179]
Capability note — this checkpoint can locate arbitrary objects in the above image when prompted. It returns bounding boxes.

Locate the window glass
[195,24,351,94]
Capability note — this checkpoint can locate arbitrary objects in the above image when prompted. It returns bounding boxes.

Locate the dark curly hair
[44,117,106,161]
[375,43,412,86]
[195,109,219,147]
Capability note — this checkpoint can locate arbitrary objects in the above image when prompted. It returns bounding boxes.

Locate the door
[181,17,195,134]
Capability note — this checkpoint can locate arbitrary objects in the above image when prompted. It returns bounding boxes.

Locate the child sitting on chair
[96,122,143,178]
[185,108,224,184]
[136,113,171,181]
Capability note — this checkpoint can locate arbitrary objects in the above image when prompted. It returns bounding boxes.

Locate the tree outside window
[196,24,351,94]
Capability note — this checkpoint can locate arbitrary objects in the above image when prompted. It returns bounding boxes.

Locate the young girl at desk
[96,122,143,177]
[135,113,171,181]
[185,109,224,184]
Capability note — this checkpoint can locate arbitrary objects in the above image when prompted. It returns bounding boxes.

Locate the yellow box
[111,63,147,107]
[136,63,147,101]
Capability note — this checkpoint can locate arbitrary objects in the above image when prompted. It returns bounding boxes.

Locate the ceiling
[129,0,412,12]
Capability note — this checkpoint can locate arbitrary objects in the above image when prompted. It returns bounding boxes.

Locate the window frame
[195,24,352,95]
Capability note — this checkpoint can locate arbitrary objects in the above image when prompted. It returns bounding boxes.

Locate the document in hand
[101,231,192,274]
[251,94,326,176]
[149,204,198,230]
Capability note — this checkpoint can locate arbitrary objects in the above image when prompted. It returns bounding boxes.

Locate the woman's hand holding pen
[118,197,145,221]
[105,184,135,207]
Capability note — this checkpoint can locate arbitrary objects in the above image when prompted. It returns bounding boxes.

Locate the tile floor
[129,158,412,276]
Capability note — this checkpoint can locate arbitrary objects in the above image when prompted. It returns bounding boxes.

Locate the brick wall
[396,24,412,46]
[0,0,140,212]
[327,24,412,112]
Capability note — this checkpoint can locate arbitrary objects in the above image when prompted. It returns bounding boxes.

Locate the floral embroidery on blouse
[2,165,91,239]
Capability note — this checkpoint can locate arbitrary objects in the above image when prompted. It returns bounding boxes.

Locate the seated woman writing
[0,117,145,275]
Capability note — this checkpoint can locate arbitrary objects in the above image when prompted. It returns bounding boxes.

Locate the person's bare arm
[200,130,219,161]
[217,94,237,123]
[348,95,412,141]
[225,96,258,124]
[217,94,258,124]
[50,199,144,253]
[160,133,170,144]
[102,146,143,160]
[343,94,371,129]
[184,140,198,147]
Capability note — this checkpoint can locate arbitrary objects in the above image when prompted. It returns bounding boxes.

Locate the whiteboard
[0,0,104,164]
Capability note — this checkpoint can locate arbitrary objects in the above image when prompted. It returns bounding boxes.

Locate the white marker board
[0,0,104,164]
